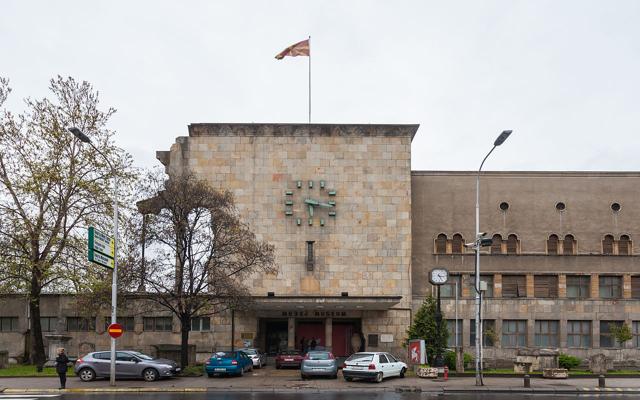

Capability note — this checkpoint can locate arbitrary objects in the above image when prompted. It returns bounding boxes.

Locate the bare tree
[0,76,135,369]
[139,170,276,368]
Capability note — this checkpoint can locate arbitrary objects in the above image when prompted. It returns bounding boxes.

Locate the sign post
[107,323,123,339]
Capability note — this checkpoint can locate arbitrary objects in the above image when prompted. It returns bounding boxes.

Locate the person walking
[55,347,69,389]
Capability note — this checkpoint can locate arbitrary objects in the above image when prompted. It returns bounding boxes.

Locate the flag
[275,39,310,60]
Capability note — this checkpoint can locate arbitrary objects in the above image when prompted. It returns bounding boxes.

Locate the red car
[275,349,304,369]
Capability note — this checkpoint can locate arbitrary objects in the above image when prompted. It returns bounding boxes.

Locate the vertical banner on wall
[408,339,426,365]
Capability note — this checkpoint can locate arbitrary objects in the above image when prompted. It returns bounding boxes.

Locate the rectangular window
[534,275,558,298]
[502,275,527,298]
[104,317,135,332]
[469,275,494,298]
[0,317,18,332]
[631,276,640,299]
[567,275,591,299]
[502,320,527,347]
[600,321,623,348]
[633,322,640,348]
[66,317,96,332]
[368,334,379,347]
[191,317,211,332]
[440,275,460,298]
[599,276,622,299]
[40,317,57,332]
[470,320,495,347]
[534,320,559,347]
[143,317,172,332]
[446,319,463,347]
[567,320,592,348]
[306,241,314,271]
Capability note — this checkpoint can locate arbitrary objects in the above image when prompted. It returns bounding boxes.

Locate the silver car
[300,350,338,379]
[240,348,266,368]
[74,350,180,382]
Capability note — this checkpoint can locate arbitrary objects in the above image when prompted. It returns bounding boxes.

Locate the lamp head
[494,130,512,146]
[68,127,92,143]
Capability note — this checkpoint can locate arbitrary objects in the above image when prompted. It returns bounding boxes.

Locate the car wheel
[239,366,245,377]
[276,364,281,369]
[301,374,307,380]
[78,368,96,382]
[400,367,406,378]
[344,376,353,382]
[143,368,159,382]
[375,372,383,383]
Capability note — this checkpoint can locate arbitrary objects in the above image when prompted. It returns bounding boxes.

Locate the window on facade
[534,320,559,347]
[446,319,463,347]
[440,275,460,298]
[619,235,631,256]
[470,320,495,347]
[506,234,519,254]
[502,275,527,298]
[600,321,624,348]
[40,317,57,332]
[143,317,172,332]
[306,241,315,271]
[633,322,640,347]
[491,234,503,254]
[502,320,527,347]
[67,317,96,332]
[104,317,134,332]
[547,234,559,255]
[0,317,18,332]
[191,317,211,332]
[567,320,591,347]
[632,276,640,299]
[566,275,591,299]
[435,234,447,254]
[603,235,614,255]
[469,275,494,298]
[451,234,463,254]
[563,235,576,255]
[534,275,558,298]
[599,276,622,299]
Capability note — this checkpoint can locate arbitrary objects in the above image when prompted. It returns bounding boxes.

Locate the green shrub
[558,354,581,370]
[444,350,474,370]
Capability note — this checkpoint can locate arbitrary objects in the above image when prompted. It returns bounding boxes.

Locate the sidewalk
[2,369,640,394]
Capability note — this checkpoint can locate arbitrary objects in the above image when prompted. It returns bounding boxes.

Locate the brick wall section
[494,274,502,298]
[624,274,632,299]
[558,274,567,298]
[526,274,535,298]
[591,274,600,299]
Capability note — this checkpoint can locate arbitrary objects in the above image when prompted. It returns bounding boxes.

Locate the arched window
[563,234,576,255]
[435,234,447,254]
[451,234,463,254]
[491,234,503,254]
[547,234,559,255]
[507,234,519,254]
[619,235,631,256]
[603,235,614,255]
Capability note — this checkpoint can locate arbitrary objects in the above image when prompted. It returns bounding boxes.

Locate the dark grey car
[74,350,180,382]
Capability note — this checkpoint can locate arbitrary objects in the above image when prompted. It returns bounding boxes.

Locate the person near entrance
[55,347,69,389]
[300,337,306,353]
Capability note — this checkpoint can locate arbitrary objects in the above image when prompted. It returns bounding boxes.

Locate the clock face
[284,179,337,226]
[430,268,449,285]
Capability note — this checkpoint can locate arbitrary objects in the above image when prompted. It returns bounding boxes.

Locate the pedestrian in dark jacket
[55,348,69,389]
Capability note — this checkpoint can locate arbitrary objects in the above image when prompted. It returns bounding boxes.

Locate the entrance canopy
[251,295,402,311]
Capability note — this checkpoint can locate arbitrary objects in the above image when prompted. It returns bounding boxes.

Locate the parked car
[275,349,304,369]
[300,350,338,379]
[205,351,253,377]
[74,350,180,382]
[342,352,407,383]
[240,348,266,368]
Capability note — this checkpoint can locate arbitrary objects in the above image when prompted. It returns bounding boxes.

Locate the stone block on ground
[589,354,613,374]
[543,368,568,379]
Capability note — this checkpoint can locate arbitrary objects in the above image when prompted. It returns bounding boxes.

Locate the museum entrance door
[332,319,361,357]
[264,319,288,355]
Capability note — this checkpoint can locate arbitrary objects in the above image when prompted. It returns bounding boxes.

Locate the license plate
[175,368,181,372]
[214,368,226,371]
[351,366,363,369]
[285,358,294,361]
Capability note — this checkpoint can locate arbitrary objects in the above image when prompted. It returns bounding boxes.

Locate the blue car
[205,351,253,377]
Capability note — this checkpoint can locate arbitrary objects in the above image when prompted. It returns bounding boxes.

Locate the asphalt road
[2,393,637,400]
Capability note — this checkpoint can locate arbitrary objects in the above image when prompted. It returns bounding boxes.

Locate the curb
[2,388,208,393]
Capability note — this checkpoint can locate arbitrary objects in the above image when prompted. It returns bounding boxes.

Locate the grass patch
[178,365,203,377]
[0,365,72,377]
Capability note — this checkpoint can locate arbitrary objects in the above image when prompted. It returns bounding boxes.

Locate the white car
[342,352,407,383]
[240,348,266,368]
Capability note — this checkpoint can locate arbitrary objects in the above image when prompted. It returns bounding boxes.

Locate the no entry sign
[107,323,123,339]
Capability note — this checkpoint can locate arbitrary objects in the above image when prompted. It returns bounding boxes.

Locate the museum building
[1,123,639,365]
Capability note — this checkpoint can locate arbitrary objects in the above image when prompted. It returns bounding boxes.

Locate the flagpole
[308,35,311,124]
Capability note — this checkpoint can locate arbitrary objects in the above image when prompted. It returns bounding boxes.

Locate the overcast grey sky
[2,0,639,171]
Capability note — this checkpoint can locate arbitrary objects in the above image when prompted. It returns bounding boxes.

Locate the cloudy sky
[2,0,639,171]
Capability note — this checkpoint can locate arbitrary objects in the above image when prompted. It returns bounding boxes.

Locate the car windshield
[130,351,154,361]
[280,350,301,356]
[213,352,236,358]
[307,352,330,360]
[242,349,257,355]
[346,353,374,362]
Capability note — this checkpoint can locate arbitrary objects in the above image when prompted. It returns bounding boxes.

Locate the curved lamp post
[474,130,512,386]
[68,127,119,387]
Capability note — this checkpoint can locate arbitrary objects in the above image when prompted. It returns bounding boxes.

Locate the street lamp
[474,129,512,386]
[68,127,119,387]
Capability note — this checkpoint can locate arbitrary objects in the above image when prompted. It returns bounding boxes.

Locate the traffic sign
[88,227,115,269]
[107,323,123,339]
